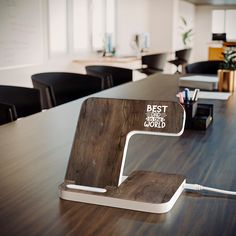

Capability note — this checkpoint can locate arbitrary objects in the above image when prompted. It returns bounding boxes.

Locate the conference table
[1,74,236,235]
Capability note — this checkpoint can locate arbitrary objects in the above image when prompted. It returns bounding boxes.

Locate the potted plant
[218,49,236,92]
[180,17,193,47]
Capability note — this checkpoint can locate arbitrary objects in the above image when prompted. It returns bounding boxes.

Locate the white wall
[0,0,44,87]
[148,0,177,53]
[177,1,195,50]
[116,0,150,56]
[194,5,236,62]
[0,0,44,69]
[194,6,212,61]
[116,0,195,55]
[116,0,183,55]
[0,0,83,87]
[148,0,195,72]
[0,57,84,87]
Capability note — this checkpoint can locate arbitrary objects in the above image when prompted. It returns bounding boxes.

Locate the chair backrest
[185,60,223,75]
[176,48,192,62]
[0,102,17,125]
[0,86,42,118]
[141,53,168,71]
[66,97,185,188]
[86,65,133,87]
[31,75,53,109]
[32,72,103,108]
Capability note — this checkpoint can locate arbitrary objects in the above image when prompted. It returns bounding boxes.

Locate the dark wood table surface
[0,74,236,236]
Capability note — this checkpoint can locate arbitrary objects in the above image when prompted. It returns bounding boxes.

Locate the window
[212,9,236,41]
[92,0,106,50]
[92,0,116,50]
[48,0,116,56]
[73,0,89,51]
[106,0,116,36]
[48,0,67,55]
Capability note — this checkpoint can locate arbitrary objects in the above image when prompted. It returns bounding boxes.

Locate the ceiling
[184,0,236,5]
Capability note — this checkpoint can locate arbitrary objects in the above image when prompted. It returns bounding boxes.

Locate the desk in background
[0,74,236,235]
[208,41,236,61]
[73,55,141,69]
[72,55,146,81]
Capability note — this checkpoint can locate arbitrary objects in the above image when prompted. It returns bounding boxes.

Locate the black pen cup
[184,101,213,130]
[184,101,198,129]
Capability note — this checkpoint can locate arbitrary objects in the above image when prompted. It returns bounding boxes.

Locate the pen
[178,92,184,104]
[184,88,190,103]
[192,89,200,101]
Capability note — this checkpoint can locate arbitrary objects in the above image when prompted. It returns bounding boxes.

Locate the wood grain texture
[66,98,184,188]
[109,171,185,203]
[61,171,185,204]
[1,74,236,236]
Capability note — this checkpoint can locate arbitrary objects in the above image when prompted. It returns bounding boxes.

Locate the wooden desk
[1,74,236,235]
[73,55,141,70]
[72,55,146,81]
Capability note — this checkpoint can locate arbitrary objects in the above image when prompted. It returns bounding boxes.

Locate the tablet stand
[59,98,186,213]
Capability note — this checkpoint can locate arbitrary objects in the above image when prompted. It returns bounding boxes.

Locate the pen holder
[184,102,213,130]
[184,101,198,129]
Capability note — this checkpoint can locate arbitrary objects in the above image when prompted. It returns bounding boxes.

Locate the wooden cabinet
[208,42,236,61]
[208,47,224,61]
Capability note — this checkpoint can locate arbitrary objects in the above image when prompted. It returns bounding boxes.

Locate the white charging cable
[185,183,236,196]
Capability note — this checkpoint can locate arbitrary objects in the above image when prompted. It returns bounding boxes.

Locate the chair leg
[175,65,185,74]
[174,65,180,74]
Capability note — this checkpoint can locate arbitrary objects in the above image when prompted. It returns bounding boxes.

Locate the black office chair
[0,102,17,125]
[138,53,168,75]
[185,60,223,75]
[0,85,42,118]
[85,65,133,88]
[168,48,192,73]
[31,72,103,108]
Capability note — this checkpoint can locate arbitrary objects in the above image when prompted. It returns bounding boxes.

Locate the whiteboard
[0,0,43,69]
